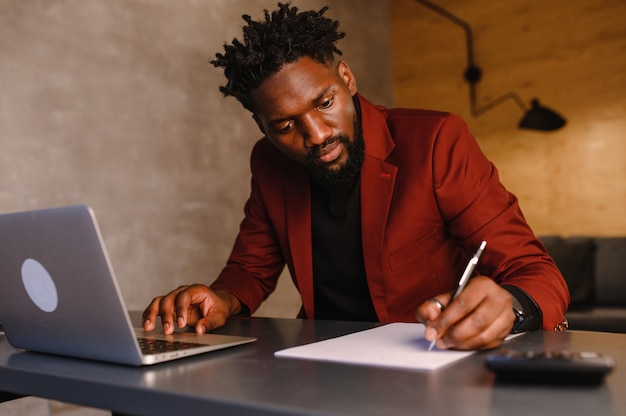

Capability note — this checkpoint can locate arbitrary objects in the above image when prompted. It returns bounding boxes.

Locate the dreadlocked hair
[211,3,345,112]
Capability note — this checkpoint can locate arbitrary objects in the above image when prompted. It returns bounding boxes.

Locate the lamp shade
[519,99,566,131]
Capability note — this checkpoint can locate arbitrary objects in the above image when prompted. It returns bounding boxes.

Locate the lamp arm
[471,90,529,116]
[414,0,529,117]
[414,0,476,68]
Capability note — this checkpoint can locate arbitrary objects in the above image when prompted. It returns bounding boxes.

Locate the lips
[310,137,344,164]
[316,141,343,164]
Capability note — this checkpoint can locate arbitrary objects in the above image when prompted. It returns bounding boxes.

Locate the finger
[436,278,515,350]
[416,296,449,343]
[157,286,189,334]
[195,309,229,334]
[173,285,206,329]
[427,276,501,344]
[426,291,475,344]
[441,308,514,350]
[158,297,176,335]
[416,293,452,325]
[174,290,193,329]
[175,284,219,328]
[142,296,163,331]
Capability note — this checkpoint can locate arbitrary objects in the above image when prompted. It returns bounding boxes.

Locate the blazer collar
[356,94,395,161]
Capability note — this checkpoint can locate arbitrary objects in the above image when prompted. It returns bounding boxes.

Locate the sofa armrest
[540,236,595,310]
[594,237,626,306]
[566,308,626,333]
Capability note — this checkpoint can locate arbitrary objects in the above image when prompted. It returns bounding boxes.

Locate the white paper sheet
[274,322,475,372]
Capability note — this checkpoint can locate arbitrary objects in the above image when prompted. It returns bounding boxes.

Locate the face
[251,57,363,187]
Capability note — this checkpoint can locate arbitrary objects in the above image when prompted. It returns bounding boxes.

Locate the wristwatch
[511,295,528,333]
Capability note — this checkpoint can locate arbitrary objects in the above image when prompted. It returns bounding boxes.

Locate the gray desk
[0,315,624,416]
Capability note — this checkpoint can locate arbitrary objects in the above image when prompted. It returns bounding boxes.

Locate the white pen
[428,240,487,351]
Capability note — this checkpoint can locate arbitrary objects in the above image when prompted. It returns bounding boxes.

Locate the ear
[252,114,267,135]
[337,61,358,96]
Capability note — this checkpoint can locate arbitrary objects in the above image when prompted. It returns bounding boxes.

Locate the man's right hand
[142,284,241,335]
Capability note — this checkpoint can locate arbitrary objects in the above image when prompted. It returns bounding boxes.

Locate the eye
[318,94,335,110]
[272,121,294,134]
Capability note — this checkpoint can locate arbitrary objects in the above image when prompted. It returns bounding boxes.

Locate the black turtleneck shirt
[311,176,378,322]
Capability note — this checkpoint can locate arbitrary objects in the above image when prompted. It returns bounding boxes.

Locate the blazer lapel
[284,165,315,318]
[358,95,397,322]
[360,156,397,322]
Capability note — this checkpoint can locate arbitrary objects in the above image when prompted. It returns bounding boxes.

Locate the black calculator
[485,350,615,385]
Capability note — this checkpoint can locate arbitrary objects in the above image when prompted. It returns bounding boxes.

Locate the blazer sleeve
[209,140,286,314]
[431,114,570,330]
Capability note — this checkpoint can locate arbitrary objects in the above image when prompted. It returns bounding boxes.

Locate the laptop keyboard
[138,337,206,355]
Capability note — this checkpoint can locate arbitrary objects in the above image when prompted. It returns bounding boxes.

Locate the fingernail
[178,317,185,328]
[163,322,170,332]
[425,327,437,341]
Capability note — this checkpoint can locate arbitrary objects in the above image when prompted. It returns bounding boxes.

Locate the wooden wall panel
[390,0,626,236]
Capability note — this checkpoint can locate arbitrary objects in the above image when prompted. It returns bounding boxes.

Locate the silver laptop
[0,205,256,366]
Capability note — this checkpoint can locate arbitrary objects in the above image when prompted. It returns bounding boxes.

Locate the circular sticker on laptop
[21,258,59,312]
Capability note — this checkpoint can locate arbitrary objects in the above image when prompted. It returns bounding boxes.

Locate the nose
[301,112,333,148]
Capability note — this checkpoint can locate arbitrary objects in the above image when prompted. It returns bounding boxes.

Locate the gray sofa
[540,236,626,333]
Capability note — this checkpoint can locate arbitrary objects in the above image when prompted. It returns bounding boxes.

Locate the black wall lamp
[415,0,566,131]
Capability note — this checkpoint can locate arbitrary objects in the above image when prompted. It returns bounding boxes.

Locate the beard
[306,119,365,188]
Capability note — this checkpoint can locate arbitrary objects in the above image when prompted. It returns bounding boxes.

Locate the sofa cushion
[540,236,595,310]
[565,307,626,333]
[594,237,626,306]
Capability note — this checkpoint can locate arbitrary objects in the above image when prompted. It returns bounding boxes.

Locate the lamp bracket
[463,65,482,84]
[414,0,527,115]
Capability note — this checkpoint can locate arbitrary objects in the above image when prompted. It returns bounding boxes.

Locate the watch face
[511,296,524,315]
[511,308,530,333]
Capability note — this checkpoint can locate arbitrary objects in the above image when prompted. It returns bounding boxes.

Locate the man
[143,3,569,350]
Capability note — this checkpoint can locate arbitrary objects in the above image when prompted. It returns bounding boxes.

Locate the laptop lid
[0,205,255,366]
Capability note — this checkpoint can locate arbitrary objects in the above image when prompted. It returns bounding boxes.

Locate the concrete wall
[0,0,393,326]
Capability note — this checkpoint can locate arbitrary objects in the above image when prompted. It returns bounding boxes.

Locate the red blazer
[211,95,570,330]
